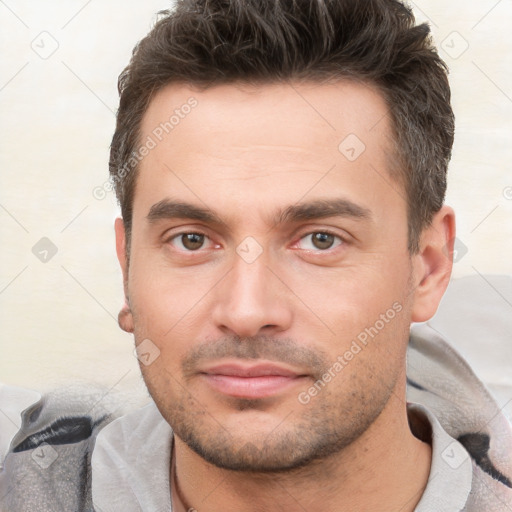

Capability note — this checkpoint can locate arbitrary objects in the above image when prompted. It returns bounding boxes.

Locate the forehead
[133,80,401,225]
[139,79,392,154]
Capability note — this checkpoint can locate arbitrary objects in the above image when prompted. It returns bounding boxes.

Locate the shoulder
[406,281,512,511]
[91,402,173,511]
[0,383,124,511]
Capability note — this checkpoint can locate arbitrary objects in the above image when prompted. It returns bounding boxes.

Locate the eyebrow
[275,198,372,225]
[146,199,224,225]
[146,198,372,227]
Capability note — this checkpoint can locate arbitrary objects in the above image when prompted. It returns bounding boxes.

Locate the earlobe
[114,217,134,333]
[118,297,134,333]
[410,206,456,323]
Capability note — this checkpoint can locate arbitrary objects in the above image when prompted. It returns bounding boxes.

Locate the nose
[211,251,293,338]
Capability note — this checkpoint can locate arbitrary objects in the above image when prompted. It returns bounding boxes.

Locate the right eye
[168,233,211,251]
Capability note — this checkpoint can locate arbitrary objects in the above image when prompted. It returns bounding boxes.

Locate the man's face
[119,81,417,471]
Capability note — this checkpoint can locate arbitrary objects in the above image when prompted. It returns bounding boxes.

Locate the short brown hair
[109,0,454,254]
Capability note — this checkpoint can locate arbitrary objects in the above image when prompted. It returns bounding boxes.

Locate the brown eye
[297,232,343,251]
[311,232,335,250]
[180,233,205,250]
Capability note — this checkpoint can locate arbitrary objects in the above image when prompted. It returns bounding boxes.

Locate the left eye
[169,233,210,251]
[297,232,343,251]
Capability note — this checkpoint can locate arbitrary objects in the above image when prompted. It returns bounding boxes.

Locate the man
[1,0,511,510]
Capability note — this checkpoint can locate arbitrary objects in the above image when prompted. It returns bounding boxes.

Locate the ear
[410,206,456,323]
[114,217,134,333]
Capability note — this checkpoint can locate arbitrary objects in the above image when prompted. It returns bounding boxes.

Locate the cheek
[283,260,412,383]
[129,256,216,339]
[132,304,191,402]
[281,257,409,326]
[138,358,182,418]
[304,303,409,417]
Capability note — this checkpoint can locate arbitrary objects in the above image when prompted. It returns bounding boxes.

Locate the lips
[199,362,307,399]
[204,363,300,378]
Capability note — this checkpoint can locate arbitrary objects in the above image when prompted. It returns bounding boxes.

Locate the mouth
[199,362,309,399]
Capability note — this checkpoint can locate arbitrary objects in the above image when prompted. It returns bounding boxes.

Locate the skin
[115,80,455,511]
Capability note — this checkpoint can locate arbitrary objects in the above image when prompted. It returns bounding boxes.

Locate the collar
[91,401,473,511]
[409,402,472,511]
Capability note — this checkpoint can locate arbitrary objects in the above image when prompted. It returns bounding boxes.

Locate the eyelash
[165,229,347,253]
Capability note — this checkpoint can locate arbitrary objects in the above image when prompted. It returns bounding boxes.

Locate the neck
[171,386,431,512]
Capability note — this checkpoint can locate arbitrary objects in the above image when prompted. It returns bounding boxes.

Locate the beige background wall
[1,1,511,400]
